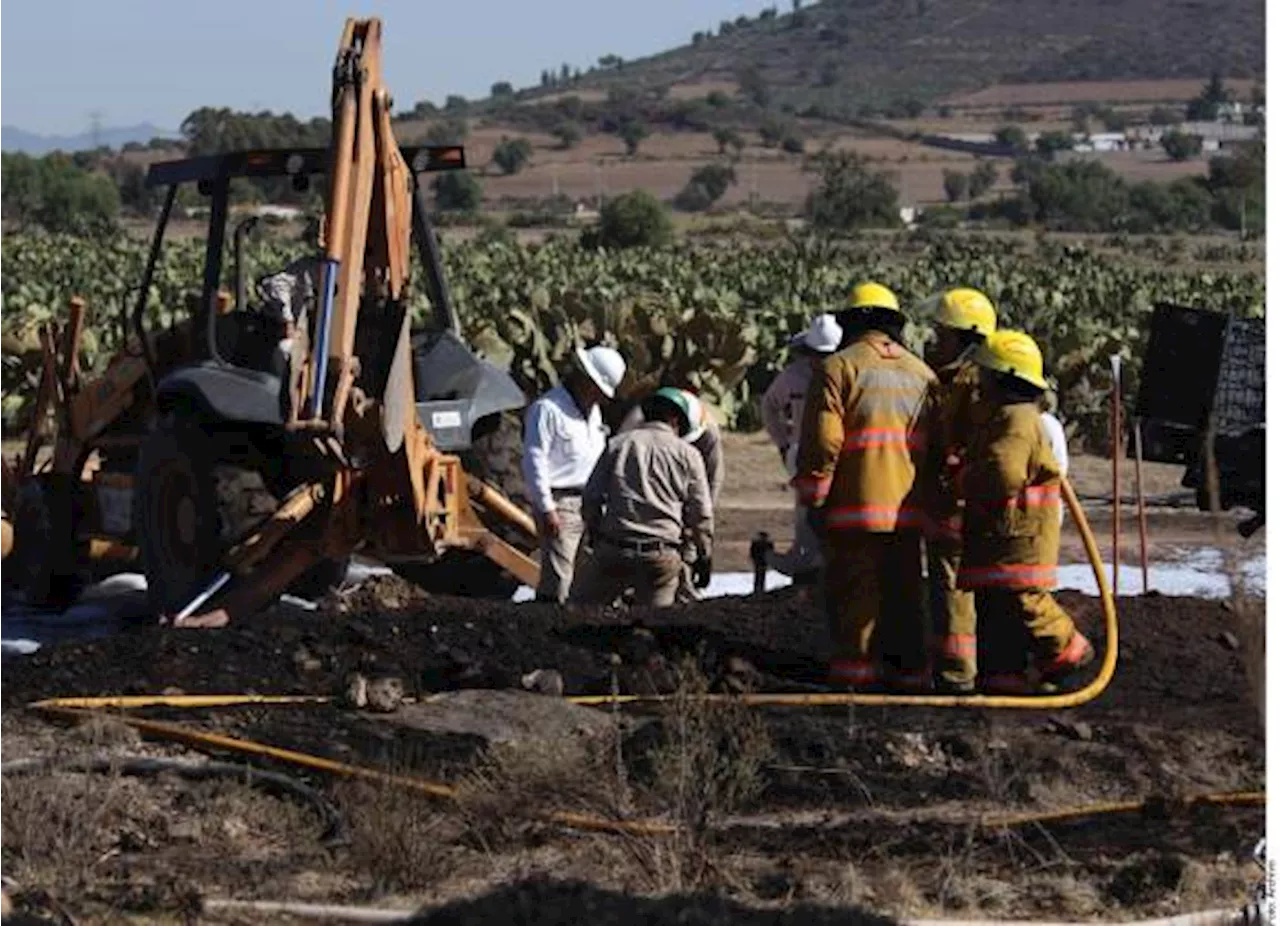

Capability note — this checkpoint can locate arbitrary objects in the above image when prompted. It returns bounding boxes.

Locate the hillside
[510,0,1263,117]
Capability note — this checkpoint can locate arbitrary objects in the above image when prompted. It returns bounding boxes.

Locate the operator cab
[130,145,521,447]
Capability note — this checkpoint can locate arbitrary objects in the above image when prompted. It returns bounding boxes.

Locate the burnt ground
[1,576,1265,924]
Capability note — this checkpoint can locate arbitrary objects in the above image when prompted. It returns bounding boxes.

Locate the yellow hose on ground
[567,478,1118,708]
[981,791,1266,828]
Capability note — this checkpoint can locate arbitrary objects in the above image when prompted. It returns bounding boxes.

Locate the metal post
[1110,355,1122,597]
[1133,418,1150,594]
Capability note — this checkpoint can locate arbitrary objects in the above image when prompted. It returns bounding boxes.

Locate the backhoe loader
[5,17,541,621]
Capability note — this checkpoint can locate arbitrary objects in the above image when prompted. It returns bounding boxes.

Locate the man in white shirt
[758,314,842,579]
[522,345,628,603]
[1040,404,1070,527]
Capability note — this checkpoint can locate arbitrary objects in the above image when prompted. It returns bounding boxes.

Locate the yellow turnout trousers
[824,531,928,690]
[927,539,977,689]
[975,589,1083,692]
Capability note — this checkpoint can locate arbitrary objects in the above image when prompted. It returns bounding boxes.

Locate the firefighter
[760,313,842,580]
[959,330,1095,694]
[522,345,628,603]
[795,282,938,692]
[920,287,998,694]
[572,388,714,608]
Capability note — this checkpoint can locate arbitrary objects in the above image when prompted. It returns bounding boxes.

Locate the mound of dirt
[2,576,1257,727]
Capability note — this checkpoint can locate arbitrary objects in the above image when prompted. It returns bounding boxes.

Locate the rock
[1,888,10,917]
[342,673,369,709]
[292,647,322,673]
[161,686,185,697]
[366,677,405,713]
[725,656,757,677]
[1047,716,1094,742]
[521,669,565,697]
[371,689,621,746]
[1216,630,1240,651]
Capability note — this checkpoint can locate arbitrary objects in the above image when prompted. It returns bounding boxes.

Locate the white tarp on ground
[3,549,1265,656]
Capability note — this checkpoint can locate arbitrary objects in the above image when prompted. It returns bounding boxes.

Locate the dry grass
[1,765,134,898]
[944,79,1258,107]
[333,779,462,895]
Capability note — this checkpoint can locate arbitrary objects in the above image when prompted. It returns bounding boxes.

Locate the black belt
[602,536,680,554]
[551,487,583,498]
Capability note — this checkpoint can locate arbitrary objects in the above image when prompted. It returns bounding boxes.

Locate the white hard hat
[575,345,627,399]
[790,313,842,354]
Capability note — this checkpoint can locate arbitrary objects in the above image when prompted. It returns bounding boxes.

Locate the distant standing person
[760,314,842,579]
[522,345,628,603]
[572,388,714,608]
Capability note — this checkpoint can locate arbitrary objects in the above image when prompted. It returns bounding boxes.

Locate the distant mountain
[1,123,179,155]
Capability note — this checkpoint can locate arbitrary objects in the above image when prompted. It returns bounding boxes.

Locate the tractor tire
[393,411,535,599]
[133,417,349,618]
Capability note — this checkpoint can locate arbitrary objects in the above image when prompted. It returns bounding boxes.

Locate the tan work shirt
[583,421,714,554]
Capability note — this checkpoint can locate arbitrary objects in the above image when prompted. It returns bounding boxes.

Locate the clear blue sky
[3,0,773,135]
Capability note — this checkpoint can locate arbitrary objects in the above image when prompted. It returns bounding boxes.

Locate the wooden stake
[1133,417,1150,594]
[1110,355,1122,596]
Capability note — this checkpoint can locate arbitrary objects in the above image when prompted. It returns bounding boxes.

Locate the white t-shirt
[521,384,608,514]
[1040,411,1069,526]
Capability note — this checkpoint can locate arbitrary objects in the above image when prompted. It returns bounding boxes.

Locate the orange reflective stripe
[826,505,926,531]
[841,428,925,451]
[940,634,977,658]
[972,484,1061,509]
[829,659,878,686]
[793,474,833,505]
[958,563,1057,588]
[1039,631,1091,672]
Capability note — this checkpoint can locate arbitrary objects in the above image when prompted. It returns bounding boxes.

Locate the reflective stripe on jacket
[794,331,937,534]
[958,402,1063,590]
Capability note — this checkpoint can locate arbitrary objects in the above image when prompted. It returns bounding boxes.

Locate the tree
[619,120,649,156]
[1100,108,1128,132]
[492,136,534,175]
[943,168,969,202]
[804,151,900,231]
[1,152,120,232]
[432,171,483,212]
[1149,106,1180,127]
[716,126,747,155]
[792,0,802,10]
[781,133,805,155]
[425,118,469,146]
[552,122,582,150]
[994,125,1029,153]
[706,90,731,108]
[585,190,673,249]
[444,95,469,113]
[692,30,707,45]
[491,81,514,99]
[1161,130,1203,162]
[674,164,737,211]
[758,118,787,148]
[737,66,771,108]
[818,61,841,87]
[968,160,998,198]
[1187,72,1231,121]
[1035,130,1075,158]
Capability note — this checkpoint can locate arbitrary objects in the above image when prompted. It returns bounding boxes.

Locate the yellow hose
[32,694,328,711]
[982,790,1266,828]
[567,478,1118,708]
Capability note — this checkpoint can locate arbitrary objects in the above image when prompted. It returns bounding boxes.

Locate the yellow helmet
[848,281,901,313]
[973,329,1048,391]
[932,288,997,336]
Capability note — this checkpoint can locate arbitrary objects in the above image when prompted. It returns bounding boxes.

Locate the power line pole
[88,109,104,149]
